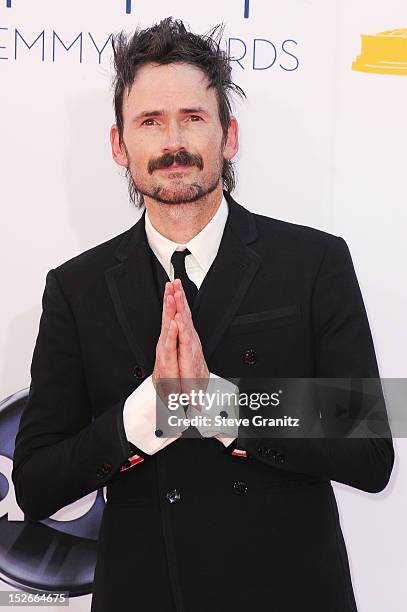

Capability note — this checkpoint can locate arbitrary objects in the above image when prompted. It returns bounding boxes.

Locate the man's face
[115,62,229,204]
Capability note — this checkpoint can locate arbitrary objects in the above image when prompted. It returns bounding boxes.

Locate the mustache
[148,150,204,174]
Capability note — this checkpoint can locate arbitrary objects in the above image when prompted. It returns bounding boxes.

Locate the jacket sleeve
[12,269,148,522]
[230,236,395,493]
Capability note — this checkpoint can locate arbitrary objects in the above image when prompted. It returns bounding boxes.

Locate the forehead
[123,62,218,115]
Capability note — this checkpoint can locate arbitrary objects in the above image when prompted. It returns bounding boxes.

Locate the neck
[144,185,223,243]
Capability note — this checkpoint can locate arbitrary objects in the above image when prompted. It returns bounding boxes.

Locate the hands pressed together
[152,279,210,405]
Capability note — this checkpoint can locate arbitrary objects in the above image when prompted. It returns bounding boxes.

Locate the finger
[156,319,180,399]
[173,279,186,306]
[163,319,179,367]
[175,311,192,347]
[174,284,192,322]
[158,318,177,372]
[161,285,176,337]
[164,317,177,344]
[174,290,188,337]
[161,282,169,326]
[167,281,176,297]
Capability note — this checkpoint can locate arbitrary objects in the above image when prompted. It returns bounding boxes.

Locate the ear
[110,124,129,168]
[222,116,239,161]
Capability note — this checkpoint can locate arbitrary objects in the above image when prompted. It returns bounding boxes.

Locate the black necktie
[170,249,198,309]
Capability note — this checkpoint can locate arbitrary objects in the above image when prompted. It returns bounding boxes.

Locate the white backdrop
[1,0,406,610]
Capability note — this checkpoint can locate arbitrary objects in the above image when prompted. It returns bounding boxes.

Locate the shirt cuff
[186,372,239,441]
[214,434,237,448]
[123,375,188,455]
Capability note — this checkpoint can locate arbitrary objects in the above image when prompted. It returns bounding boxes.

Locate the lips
[159,164,191,171]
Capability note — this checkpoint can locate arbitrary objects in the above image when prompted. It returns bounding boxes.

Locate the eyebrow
[180,107,208,115]
[134,107,209,121]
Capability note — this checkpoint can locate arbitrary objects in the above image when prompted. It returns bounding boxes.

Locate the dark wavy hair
[111,17,246,208]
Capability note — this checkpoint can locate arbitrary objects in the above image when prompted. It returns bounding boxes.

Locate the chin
[152,183,206,204]
[151,175,221,204]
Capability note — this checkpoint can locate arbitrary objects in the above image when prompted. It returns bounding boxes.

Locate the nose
[161,119,186,154]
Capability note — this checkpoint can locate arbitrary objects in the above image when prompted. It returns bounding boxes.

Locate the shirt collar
[144,195,229,279]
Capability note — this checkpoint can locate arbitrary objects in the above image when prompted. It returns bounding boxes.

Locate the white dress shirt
[122,195,238,455]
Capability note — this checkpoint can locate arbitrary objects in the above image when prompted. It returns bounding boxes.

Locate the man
[12,18,394,612]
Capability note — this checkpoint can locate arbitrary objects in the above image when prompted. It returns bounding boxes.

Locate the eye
[188,115,203,122]
[141,118,158,126]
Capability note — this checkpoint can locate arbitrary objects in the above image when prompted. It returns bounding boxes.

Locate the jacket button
[96,463,112,478]
[155,429,163,437]
[233,480,248,494]
[128,442,138,457]
[220,410,228,418]
[133,365,146,379]
[165,489,181,504]
[243,349,257,365]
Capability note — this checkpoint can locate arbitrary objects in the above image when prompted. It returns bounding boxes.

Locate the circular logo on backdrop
[0,390,103,596]
[352,29,407,75]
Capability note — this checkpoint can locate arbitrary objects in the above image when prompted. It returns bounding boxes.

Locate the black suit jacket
[12,192,394,612]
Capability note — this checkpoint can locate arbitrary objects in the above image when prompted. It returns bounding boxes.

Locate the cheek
[126,142,151,170]
[123,129,151,160]
[199,133,224,162]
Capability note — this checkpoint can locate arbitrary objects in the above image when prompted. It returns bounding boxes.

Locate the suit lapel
[191,198,261,361]
[105,192,261,371]
[105,212,162,372]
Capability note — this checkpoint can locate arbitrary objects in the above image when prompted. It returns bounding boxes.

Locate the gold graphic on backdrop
[352,29,407,75]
